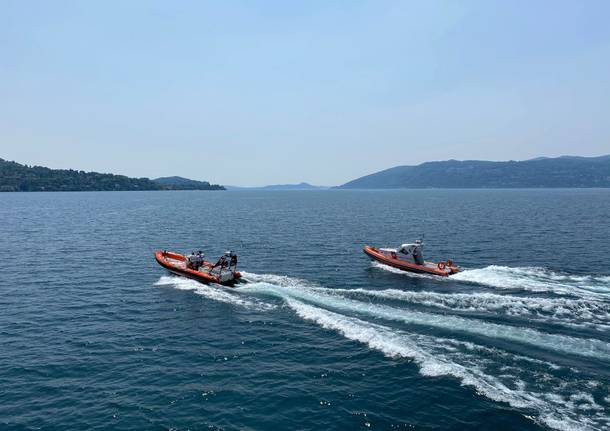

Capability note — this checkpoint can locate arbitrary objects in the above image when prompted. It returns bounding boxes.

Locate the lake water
[1,189,610,430]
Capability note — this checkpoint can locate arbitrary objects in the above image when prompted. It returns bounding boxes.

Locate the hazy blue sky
[1,1,609,186]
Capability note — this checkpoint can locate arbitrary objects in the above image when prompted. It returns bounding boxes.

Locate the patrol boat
[154,250,242,286]
[363,240,459,277]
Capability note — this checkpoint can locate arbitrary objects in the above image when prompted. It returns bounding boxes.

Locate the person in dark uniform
[194,251,205,270]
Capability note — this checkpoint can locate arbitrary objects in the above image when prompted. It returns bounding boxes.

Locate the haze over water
[2,189,610,430]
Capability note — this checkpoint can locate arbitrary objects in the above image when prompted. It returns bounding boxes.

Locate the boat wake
[286,299,608,431]
[337,288,610,331]
[154,275,275,311]
[154,269,610,430]
[373,261,610,298]
[238,271,609,431]
[453,265,610,297]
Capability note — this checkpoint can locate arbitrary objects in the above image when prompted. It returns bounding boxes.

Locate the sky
[1,0,609,186]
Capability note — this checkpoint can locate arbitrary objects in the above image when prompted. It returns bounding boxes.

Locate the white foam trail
[371,261,610,298]
[452,266,610,297]
[287,299,609,431]
[161,271,610,430]
[336,288,610,331]
[370,261,440,279]
[242,282,610,360]
[154,276,275,311]
[241,271,316,287]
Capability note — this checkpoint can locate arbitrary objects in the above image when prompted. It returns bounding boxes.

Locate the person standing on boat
[194,251,205,270]
[400,240,425,265]
[412,240,424,265]
[186,251,196,269]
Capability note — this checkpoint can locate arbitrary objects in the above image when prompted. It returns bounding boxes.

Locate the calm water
[1,189,610,430]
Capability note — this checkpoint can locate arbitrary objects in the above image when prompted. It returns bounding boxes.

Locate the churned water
[1,189,609,430]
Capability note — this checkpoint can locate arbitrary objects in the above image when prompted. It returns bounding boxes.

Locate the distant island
[226,182,328,191]
[0,159,225,192]
[152,176,225,191]
[338,155,610,189]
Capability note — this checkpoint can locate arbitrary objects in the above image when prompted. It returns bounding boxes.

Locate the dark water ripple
[1,189,609,430]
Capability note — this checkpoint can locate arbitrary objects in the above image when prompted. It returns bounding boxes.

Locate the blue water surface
[1,189,609,430]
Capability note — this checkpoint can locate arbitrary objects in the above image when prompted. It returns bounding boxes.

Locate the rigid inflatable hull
[363,245,458,277]
[154,251,241,286]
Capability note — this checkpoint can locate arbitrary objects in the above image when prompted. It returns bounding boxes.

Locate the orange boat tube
[363,245,459,277]
[154,250,242,286]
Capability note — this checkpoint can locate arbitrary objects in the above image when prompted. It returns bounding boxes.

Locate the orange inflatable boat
[364,245,459,277]
[154,250,242,286]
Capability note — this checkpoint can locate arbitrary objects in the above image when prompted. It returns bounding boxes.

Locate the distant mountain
[339,155,610,189]
[153,176,224,190]
[0,158,225,192]
[259,182,327,190]
[226,182,328,190]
